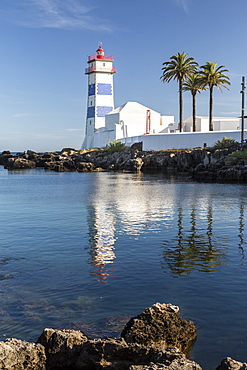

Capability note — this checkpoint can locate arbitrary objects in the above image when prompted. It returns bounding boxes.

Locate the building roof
[107,101,159,115]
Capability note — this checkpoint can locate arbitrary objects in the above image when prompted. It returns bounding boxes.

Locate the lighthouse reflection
[87,203,116,282]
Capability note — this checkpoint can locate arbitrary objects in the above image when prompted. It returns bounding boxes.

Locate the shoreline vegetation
[0,302,244,369]
[1,139,247,183]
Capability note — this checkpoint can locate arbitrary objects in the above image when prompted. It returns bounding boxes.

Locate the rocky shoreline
[0,303,245,370]
[1,145,247,182]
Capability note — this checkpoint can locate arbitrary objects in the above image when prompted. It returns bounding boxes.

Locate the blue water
[0,166,247,369]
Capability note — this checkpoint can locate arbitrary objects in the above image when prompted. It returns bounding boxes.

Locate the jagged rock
[77,162,95,172]
[23,150,38,161]
[121,303,196,354]
[141,154,168,172]
[216,357,247,370]
[4,157,36,170]
[62,159,76,171]
[0,338,46,370]
[129,352,202,369]
[75,338,199,370]
[124,158,143,171]
[37,328,88,368]
[43,161,57,171]
[0,153,15,166]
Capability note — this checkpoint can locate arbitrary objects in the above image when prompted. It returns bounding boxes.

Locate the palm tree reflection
[238,201,245,260]
[162,203,227,276]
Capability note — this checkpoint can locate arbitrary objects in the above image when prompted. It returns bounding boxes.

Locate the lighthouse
[82,44,116,149]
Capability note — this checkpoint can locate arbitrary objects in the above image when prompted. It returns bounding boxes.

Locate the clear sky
[0,0,246,152]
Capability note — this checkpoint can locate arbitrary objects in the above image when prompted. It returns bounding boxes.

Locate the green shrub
[213,136,239,149]
[104,140,127,154]
[227,148,247,160]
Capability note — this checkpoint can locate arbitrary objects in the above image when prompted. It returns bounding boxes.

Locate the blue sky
[0,0,246,152]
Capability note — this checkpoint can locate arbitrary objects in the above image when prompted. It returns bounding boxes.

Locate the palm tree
[200,62,231,131]
[161,52,198,132]
[183,73,205,132]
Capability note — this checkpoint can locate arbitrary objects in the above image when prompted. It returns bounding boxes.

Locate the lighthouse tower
[82,44,116,149]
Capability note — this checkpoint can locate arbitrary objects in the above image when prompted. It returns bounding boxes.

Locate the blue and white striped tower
[82,44,116,149]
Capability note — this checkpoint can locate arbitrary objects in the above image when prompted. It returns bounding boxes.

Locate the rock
[129,353,202,369]
[62,159,76,171]
[124,158,143,171]
[0,153,15,166]
[4,157,36,170]
[76,162,95,172]
[0,338,46,370]
[24,150,38,160]
[75,337,200,370]
[37,328,88,368]
[121,303,196,354]
[216,357,247,370]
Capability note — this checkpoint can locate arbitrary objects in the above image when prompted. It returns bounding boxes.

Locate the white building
[183,116,245,132]
[83,101,176,149]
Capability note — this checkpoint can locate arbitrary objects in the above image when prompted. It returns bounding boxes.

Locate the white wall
[105,112,120,131]
[184,116,242,133]
[91,129,115,148]
[160,116,175,132]
[121,130,247,151]
[213,119,241,131]
[107,102,162,137]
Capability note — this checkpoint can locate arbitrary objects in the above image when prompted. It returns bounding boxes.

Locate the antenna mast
[240,76,245,143]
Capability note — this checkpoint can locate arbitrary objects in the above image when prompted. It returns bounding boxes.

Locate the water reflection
[238,201,245,260]
[86,173,174,281]
[87,204,116,282]
[162,203,227,276]
[86,173,247,280]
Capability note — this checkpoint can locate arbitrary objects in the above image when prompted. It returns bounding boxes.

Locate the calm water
[0,166,247,369]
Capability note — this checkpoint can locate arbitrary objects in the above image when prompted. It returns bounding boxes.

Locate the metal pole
[240,76,245,143]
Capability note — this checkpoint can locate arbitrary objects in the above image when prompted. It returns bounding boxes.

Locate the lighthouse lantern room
[84,44,116,142]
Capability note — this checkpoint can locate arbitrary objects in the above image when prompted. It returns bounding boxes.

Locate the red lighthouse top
[87,44,115,63]
[96,44,104,59]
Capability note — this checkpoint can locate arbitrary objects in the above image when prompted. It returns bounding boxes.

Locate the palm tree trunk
[209,86,213,131]
[179,79,183,132]
[192,93,196,132]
